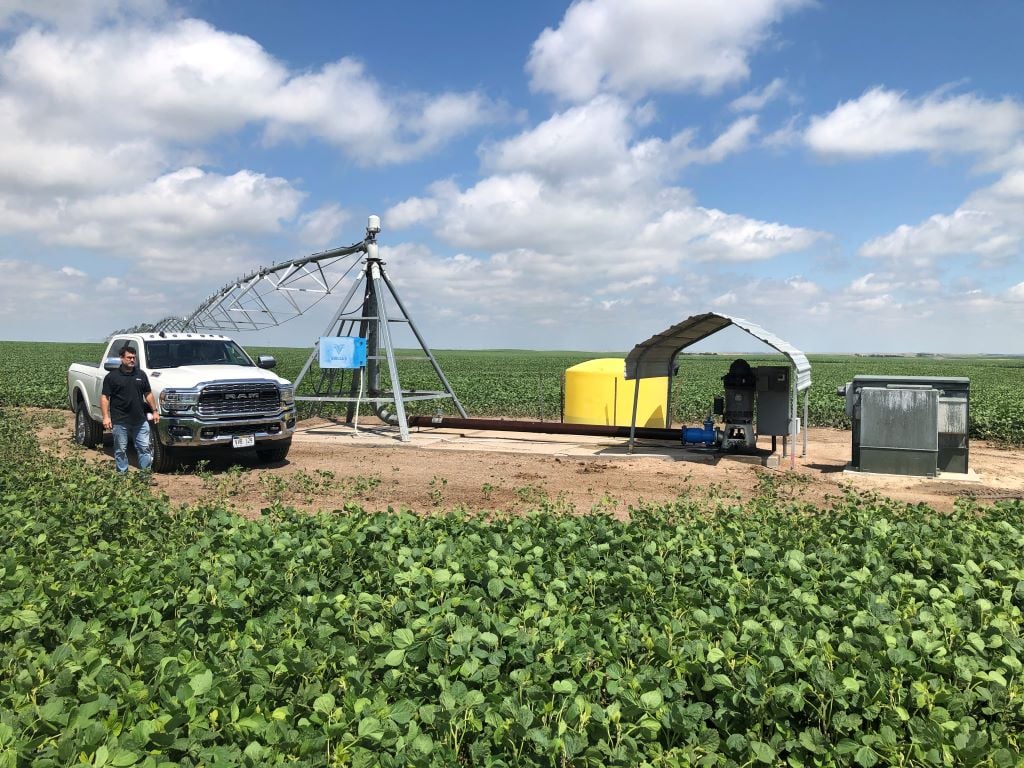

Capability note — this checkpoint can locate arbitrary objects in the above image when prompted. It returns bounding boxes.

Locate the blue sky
[0,0,1022,353]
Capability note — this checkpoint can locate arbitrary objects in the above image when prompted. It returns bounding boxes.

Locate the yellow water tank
[563,358,669,428]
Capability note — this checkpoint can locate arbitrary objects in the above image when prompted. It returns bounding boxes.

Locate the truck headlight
[160,388,200,413]
[278,384,295,404]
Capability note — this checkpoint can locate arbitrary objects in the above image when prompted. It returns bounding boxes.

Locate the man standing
[101,343,160,475]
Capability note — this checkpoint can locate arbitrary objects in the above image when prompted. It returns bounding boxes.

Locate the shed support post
[665,358,674,429]
[628,376,641,454]
[790,371,797,469]
[802,390,809,458]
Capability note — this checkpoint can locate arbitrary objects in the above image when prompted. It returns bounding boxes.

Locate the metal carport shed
[623,312,811,465]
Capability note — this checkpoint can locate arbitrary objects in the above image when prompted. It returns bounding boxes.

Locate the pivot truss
[150,240,368,333]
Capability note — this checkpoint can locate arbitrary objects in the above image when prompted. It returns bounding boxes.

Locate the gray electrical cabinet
[839,375,970,476]
[755,366,791,435]
[859,387,938,476]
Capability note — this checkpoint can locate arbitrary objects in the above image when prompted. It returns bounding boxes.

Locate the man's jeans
[112,421,152,474]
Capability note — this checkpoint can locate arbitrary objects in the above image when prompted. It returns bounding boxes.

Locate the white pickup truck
[68,333,297,471]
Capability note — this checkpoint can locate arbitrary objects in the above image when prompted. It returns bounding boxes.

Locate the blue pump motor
[682,418,717,446]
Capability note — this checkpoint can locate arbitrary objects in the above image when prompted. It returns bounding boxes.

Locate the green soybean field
[3,340,1022,444]
[2,408,1023,767]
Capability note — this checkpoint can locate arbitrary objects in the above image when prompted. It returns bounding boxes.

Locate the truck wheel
[150,434,178,473]
[256,438,292,464]
[74,404,103,448]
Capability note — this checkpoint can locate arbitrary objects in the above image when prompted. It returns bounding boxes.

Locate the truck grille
[198,382,280,416]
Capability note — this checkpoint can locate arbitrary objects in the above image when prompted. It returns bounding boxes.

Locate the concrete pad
[719,453,770,467]
[937,469,981,483]
[586,445,682,461]
[423,436,570,455]
[842,465,982,483]
[294,420,787,466]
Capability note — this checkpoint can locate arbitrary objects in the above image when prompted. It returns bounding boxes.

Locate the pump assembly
[679,359,796,452]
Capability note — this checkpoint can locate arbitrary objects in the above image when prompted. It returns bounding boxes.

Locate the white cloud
[298,204,351,248]
[762,115,802,149]
[480,98,759,189]
[848,272,887,294]
[846,272,945,297]
[806,87,1024,158]
[527,0,809,102]
[0,257,171,340]
[0,0,167,31]
[51,167,303,247]
[595,276,656,295]
[383,100,824,331]
[0,18,507,174]
[381,243,590,332]
[1,22,283,144]
[0,259,88,321]
[860,209,1015,264]
[842,294,899,312]
[698,274,1024,353]
[828,274,1024,324]
[640,207,823,262]
[0,99,166,194]
[265,60,507,164]
[97,276,123,291]
[711,290,739,308]
[0,168,307,288]
[730,77,789,112]
[804,87,1024,270]
[411,92,510,157]
[697,116,759,163]
[389,76,995,352]
[859,161,1024,266]
[386,196,440,230]
[0,10,511,318]
[482,96,638,181]
[710,276,819,309]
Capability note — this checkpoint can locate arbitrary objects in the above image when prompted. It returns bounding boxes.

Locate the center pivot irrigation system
[149,215,466,441]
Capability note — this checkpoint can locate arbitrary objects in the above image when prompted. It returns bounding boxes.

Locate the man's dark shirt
[102,366,152,425]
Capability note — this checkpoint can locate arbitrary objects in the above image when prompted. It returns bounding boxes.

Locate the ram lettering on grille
[198,383,279,416]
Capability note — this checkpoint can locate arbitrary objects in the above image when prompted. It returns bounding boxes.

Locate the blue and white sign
[319,336,367,369]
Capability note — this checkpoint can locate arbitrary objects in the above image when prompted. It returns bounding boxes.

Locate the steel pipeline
[405,415,681,441]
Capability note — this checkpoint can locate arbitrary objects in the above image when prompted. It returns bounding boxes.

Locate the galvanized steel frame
[290,234,467,442]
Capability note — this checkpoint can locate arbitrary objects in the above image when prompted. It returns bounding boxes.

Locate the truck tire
[150,433,178,473]
[74,403,103,448]
[256,438,292,464]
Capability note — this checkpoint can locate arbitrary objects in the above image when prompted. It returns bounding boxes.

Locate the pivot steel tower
[291,216,467,441]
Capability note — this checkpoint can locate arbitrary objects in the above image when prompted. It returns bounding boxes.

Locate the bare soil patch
[31,409,1024,518]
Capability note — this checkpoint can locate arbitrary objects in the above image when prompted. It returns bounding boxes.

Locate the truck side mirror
[257,355,277,370]
[103,357,121,371]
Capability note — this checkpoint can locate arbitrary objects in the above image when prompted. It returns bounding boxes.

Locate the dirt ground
[33,409,1024,519]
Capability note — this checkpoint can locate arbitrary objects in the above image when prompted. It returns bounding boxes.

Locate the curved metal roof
[625,312,812,391]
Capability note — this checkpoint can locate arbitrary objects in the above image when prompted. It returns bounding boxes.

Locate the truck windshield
[144,339,255,369]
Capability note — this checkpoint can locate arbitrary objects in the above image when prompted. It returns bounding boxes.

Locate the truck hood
[147,365,289,390]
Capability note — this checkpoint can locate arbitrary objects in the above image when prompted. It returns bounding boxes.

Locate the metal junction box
[840,375,970,476]
[755,366,791,436]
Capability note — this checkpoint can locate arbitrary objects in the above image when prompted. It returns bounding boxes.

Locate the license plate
[232,434,255,448]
